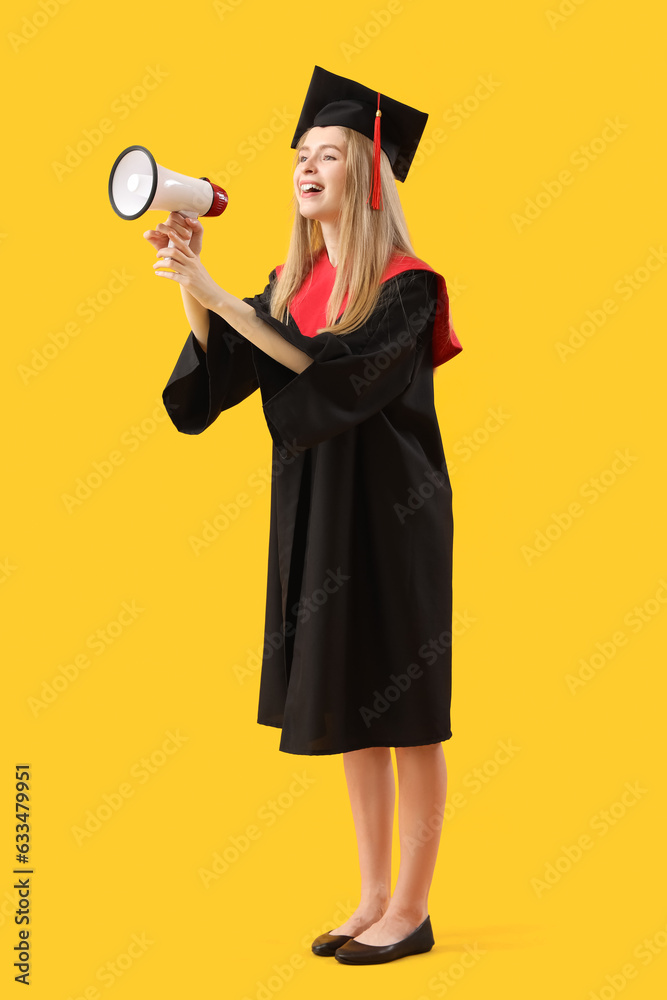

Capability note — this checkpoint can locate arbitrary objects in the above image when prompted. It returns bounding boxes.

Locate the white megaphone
[108,145,228,247]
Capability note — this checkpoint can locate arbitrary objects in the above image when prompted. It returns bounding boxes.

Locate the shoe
[334,914,434,965]
[311,931,354,956]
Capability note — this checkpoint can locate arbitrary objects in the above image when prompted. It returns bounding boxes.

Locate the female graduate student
[148,66,463,966]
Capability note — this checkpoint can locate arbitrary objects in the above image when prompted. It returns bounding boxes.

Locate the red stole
[274,249,462,368]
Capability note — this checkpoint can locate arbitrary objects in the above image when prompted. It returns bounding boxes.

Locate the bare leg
[353,742,447,946]
[329,746,394,936]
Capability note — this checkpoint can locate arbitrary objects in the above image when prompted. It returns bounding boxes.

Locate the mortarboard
[291,65,429,210]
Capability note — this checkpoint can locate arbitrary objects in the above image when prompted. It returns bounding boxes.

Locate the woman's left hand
[152,230,223,311]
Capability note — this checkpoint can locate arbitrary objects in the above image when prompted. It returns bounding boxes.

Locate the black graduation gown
[162,266,459,755]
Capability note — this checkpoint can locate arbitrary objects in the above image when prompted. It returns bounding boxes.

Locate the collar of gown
[274,248,462,368]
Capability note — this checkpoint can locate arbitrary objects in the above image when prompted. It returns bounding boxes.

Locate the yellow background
[1,0,665,996]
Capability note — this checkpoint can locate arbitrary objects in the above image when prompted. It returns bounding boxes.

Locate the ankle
[385,899,428,923]
[358,895,390,917]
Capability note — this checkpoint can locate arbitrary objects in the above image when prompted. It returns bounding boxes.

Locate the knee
[394,742,443,755]
[343,745,392,760]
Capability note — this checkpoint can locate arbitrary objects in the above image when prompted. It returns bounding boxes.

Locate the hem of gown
[256,719,452,756]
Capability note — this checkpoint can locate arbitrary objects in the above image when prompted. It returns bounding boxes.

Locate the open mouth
[300,184,324,196]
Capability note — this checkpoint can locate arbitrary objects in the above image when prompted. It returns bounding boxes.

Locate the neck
[320,220,340,267]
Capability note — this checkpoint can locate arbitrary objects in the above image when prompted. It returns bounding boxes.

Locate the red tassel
[367,91,383,210]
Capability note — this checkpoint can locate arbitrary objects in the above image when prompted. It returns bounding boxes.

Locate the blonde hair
[270,126,417,336]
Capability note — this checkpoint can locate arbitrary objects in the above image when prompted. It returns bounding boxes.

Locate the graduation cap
[291,65,429,210]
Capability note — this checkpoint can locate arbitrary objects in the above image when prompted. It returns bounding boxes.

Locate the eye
[297,153,336,162]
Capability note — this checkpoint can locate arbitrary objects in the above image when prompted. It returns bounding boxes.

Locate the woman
[148,66,463,965]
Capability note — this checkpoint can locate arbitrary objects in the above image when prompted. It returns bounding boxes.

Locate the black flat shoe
[334,914,434,965]
[311,931,354,956]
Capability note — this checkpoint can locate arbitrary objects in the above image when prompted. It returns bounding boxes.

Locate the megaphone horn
[108,145,228,237]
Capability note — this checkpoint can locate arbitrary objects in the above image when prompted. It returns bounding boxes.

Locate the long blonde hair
[270,126,417,336]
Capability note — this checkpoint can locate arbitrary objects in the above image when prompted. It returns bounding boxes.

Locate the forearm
[181,284,210,350]
[211,289,314,374]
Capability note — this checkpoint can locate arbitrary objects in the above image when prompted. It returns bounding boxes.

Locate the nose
[298,157,318,180]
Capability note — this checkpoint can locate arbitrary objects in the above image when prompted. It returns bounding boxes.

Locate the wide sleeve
[161,274,275,435]
[247,269,440,451]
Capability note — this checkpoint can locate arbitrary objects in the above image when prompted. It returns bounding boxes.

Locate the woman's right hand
[143,211,204,256]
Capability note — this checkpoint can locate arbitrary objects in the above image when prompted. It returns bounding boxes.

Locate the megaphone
[108,145,228,246]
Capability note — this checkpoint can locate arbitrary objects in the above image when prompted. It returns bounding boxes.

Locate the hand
[143,211,204,256]
[152,228,223,311]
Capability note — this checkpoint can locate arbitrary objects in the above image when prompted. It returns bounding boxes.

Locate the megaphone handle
[168,210,198,248]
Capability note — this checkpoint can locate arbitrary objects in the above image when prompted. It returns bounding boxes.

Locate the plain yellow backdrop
[1,0,665,996]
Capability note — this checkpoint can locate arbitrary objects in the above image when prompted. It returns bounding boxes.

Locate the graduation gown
[162,249,463,755]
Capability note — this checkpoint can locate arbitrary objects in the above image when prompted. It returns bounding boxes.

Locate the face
[293,125,347,225]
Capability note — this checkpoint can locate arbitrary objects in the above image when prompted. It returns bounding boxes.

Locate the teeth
[301,184,323,193]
